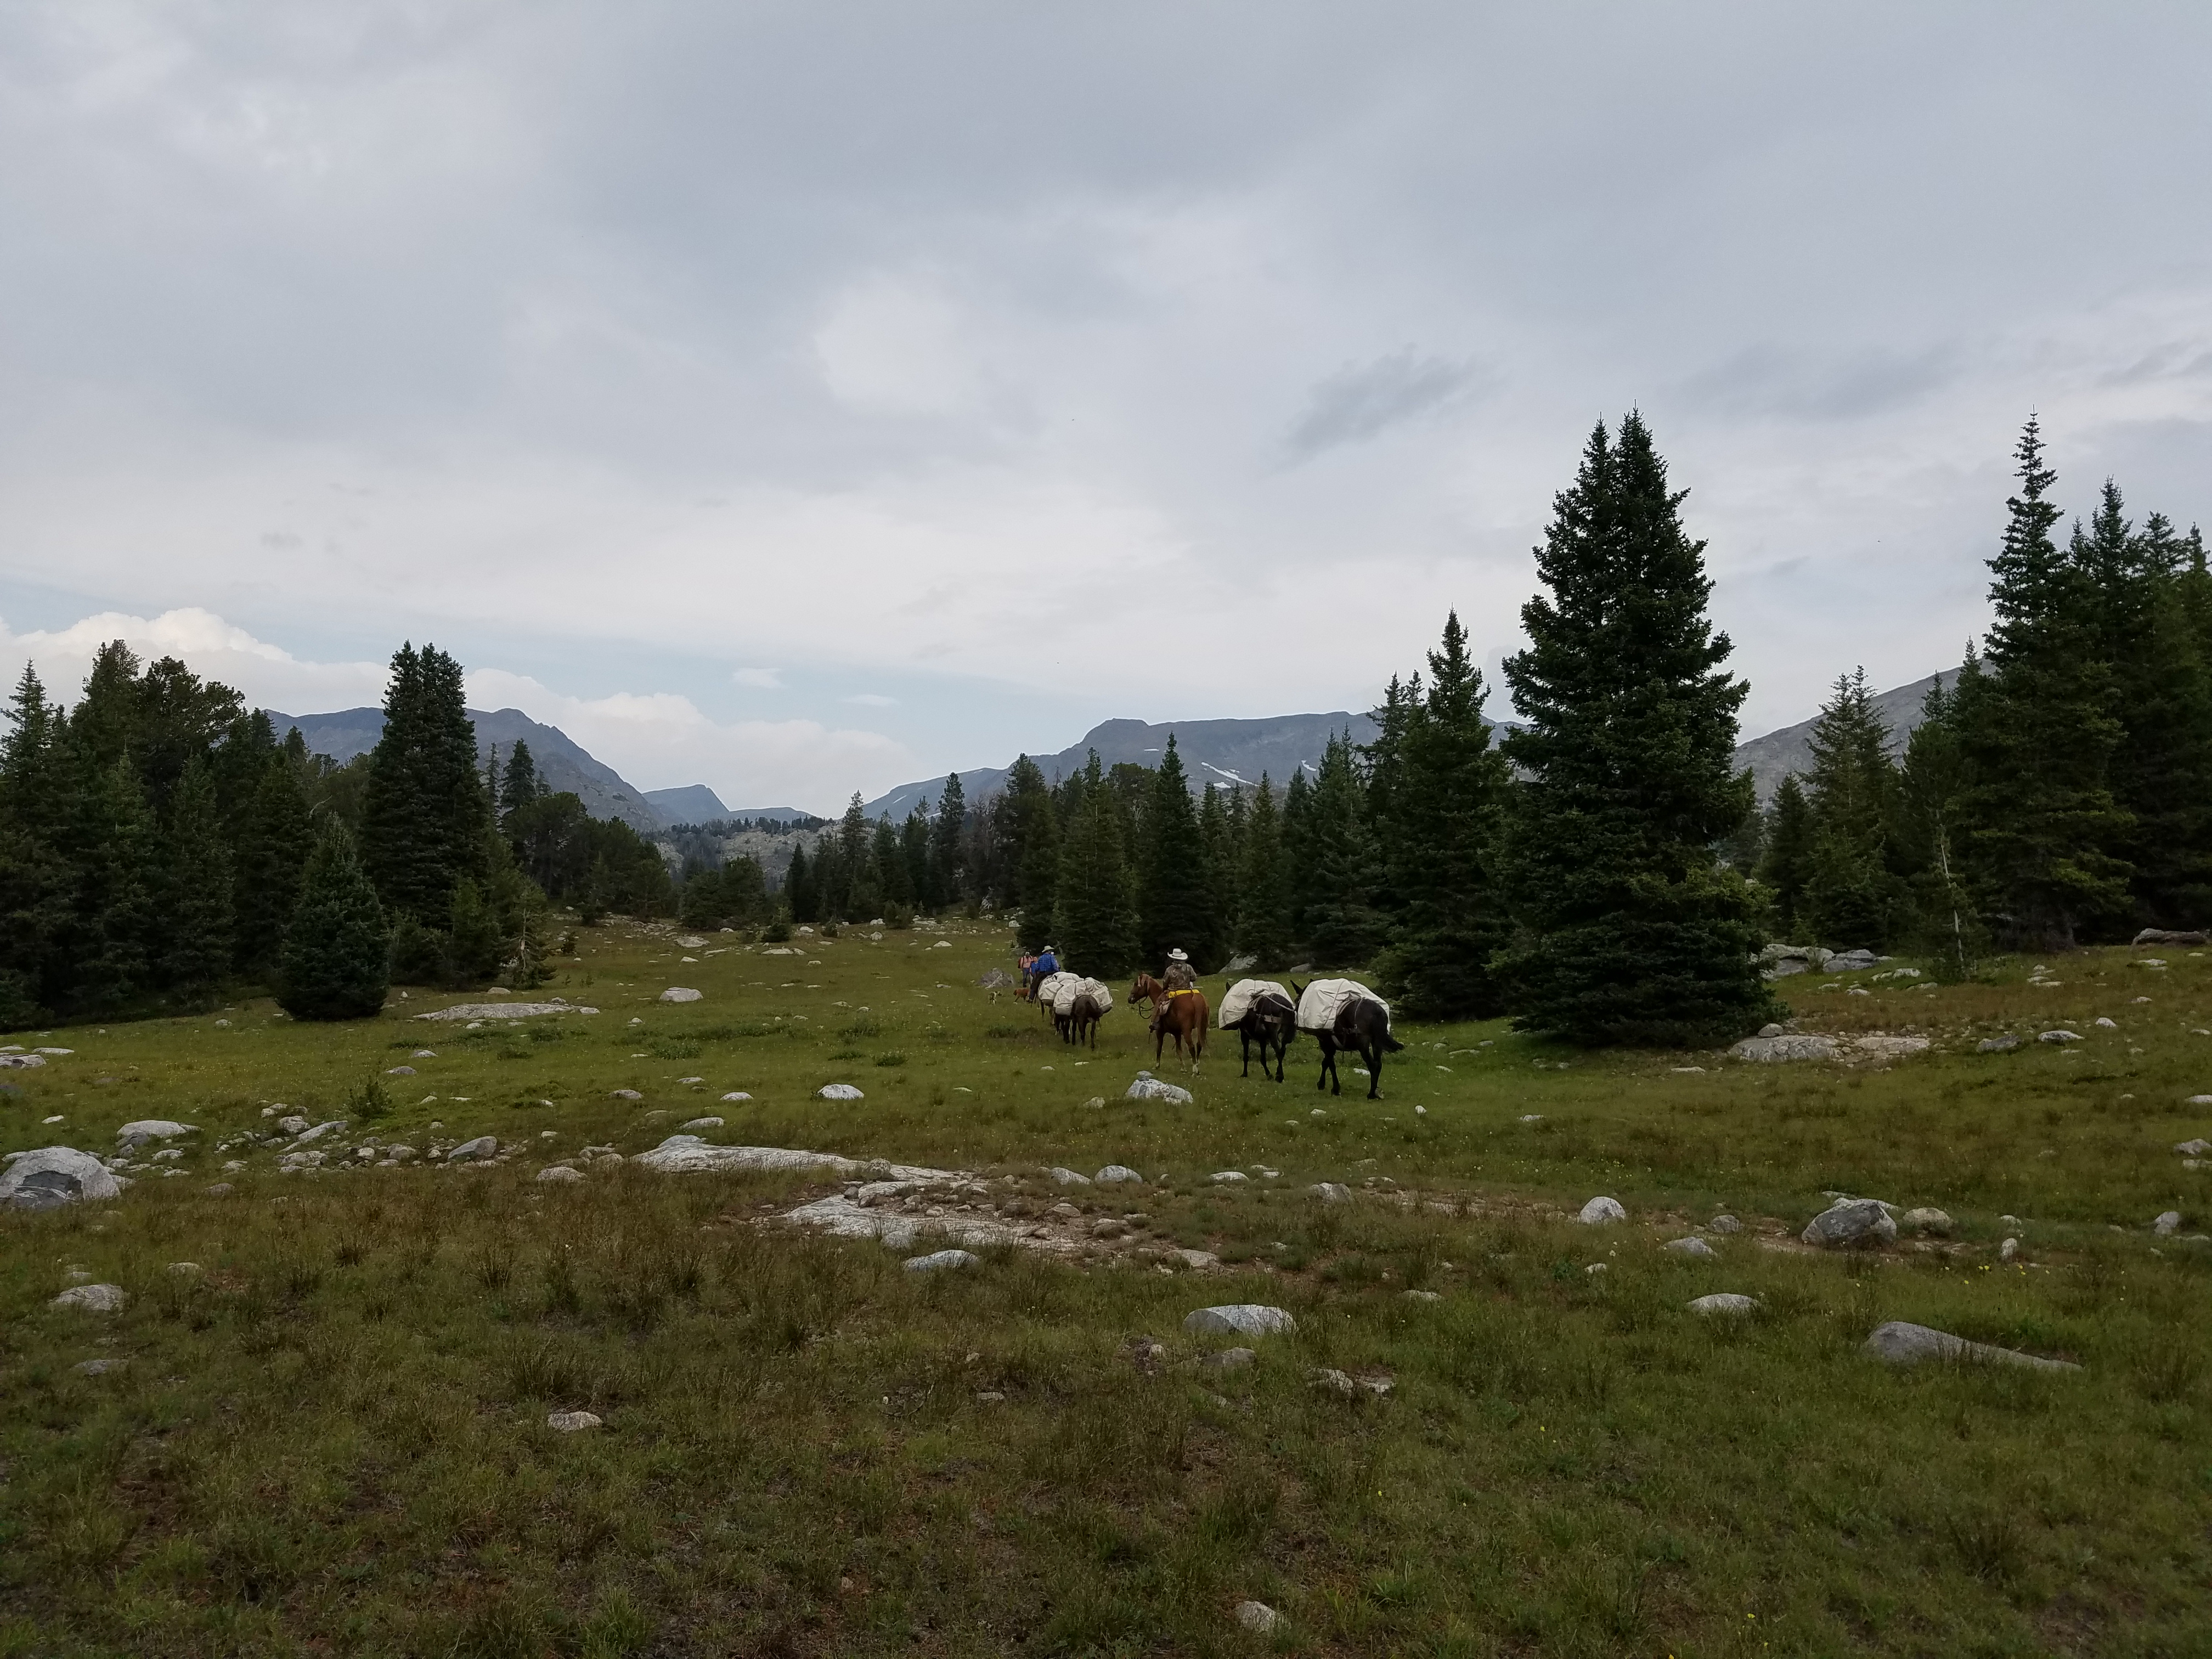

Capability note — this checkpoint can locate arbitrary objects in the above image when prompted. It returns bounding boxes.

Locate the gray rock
[295,1120,347,1144]
[1207,1170,1248,1184]
[2039,1029,2083,1045]
[1757,1023,1785,1039]
[679,1117,724,1132]
[73,1357,126,1376]
[1901,1206,1954,1236]
[1802,1197,1897,1249]
[1096,1165,1144,1184]
[1978,1035,2021,1053]
[2,1146,126,1210]
[1578,1195,1626,1225]
[385,1065,416,1076]
[1172,1248,1221,1269]
[535,1165,584,1184]
[2175,1138,2212,1155]
[1730,1034,1839,1062]
[1200,1346,1256,1370]
[1311,1367,1359,1397]
[658,987,704,1003]
[817,1083,865,1100]
[611,1089,643,1101]
[719,1091,752,1102]
[1235,1601,1281,1635]
[546,1410,603,1431]
[1310,1182,1351,1204]
[166,1261,200,1276]
[2154,1210,2183,1236]
[1863,1320,2080,1372]
[1664,1235,1718,1259]
[1402,1288,1442,1302]
[202,1183,233,1195]
[53,1283,127,1312]
[2134,928,2209,946]
[445,1136,498,1162]
[1125,1071,1193,1103]
[1854,1035,1932,1058]
[0,1053,48,1069]
[904,1249,981,1273]
[415,1000,599,1022]
[1828,948,1878,972]
[1183,1304,1296,1339]
[1999,1237,2020,1261]
[1688,1293,1760,1316]
[115,1120,195,1149]
[276,1115,310,1135]
[1047,1166,1092,1185]
[1707,1214,1742,1234]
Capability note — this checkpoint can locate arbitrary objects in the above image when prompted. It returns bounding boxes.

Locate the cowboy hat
[1167,948,1189,962]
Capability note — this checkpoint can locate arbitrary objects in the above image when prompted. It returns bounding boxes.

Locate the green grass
[3,919,2210,1654]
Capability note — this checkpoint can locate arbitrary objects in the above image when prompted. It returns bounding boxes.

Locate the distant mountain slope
[643,785,728,826]
[1733,670,1958,801]
[862,710,1385,821]
[267,706,663,834]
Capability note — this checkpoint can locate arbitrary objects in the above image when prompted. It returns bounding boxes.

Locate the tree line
[0,641,668,1025]
[1751,419,2209,964]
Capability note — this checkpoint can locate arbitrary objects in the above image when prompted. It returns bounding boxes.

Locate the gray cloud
[1,2,2209,804]
[1286,351,1486,459]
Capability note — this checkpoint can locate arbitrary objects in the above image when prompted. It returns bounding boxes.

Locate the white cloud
[843,692,897,707]
[0,607,386,713]
[731,667,784,689]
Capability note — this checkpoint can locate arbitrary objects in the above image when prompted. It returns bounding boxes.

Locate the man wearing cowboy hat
[1150,946,1197,1032]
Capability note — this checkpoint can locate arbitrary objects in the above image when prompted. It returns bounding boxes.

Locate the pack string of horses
[1021,945,1404,1099]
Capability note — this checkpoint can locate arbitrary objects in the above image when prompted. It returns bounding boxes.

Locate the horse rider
[1151,947,1197,1032]
[1028,944,1059,1000]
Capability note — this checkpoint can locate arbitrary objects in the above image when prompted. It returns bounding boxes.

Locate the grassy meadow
[3,918,2210,1656]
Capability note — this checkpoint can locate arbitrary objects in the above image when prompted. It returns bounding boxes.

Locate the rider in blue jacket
[1028,946,1058,998]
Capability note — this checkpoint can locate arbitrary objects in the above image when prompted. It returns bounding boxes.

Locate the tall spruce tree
[1237,775,1291,968]
[932,773,966,910]
[1898,671,1983,975]
[500,740,541,831]
[1009,757,1059,952]
[230,759,314,978]
[1054,752,1138,976]
[1297,732,1383,967]
[1498,413,1773,1045]
[360,644,491,923]
[0,665,75,1023]
[156,755,234,995]
[1955,421,2131,946]
[1199,784,1240,963]
[280,820,391,1020]
[1798,668,1908,948]
[70,755,157,1013]
[1375,612,1510,1019]
[1757,776,1815,939]
[1138,735,1217,968]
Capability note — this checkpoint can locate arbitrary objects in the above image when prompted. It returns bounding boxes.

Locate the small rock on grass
[1664,1236,1718,1259]
[1999,1237,2020,1261]
[1096,1165,1143,1184]
[1200,1347,1255,1370]
[1978,1035,2021,1053]
[817,1084,865,1101]
[1707,1214,1742,1234]
[1235,1600,1281,1634]
[1688,1293,1760,1316]
[1047,1166,1092,1186]
[1402,1289,1442,1302]
[52,1284,126,1312]
[2154,1210,2183,1236]
[905,1249,981,1273]
[547,1410,603,1432]
[1578,1196,1626,1224]
[73,1357,126,1376]
[536,1165,584,1184]
[1901,1206,1953,1236]
[445,1136,497,1163]
[2039,1029,2082,1045]
[1125,1072,1194,1103]
[1310,1181,1351,1203]
[1207,1170,1248,1184]
[610,1089,642,1102]
[720,1091,752,1102]
[1311,1367,1391,1397]
[679,1117,724,1131]
[1184,1304,1295,1339]
[1863,1321,2080,1373]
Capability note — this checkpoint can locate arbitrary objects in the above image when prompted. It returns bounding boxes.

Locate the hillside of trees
[0,641,668,1026]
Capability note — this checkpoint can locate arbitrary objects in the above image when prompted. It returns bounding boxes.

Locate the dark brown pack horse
[1129,973,1209,1069]
[1289,980,1404,1099]
[1225,989,1297,1081]
[1064,988,1109,1048]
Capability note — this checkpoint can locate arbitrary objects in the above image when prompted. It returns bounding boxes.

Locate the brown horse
[1129,973,1209,1069]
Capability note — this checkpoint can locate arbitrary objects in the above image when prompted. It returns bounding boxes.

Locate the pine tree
[0,665,76,1023]
[280,820,391,1020]
[1198,784,1240,963]
[70,755,157,1013]
[1054,752,1138,977]
[1297,732,1383,967]
[1137,735,1217,968]
[1898,671,1983,975]
[899,808,932,910]
[1375,612,1511,1019]
[1758,776,1815,939]
[156,755,234,995]
[1361,673,1420,926]
[1281,766,1314,949]
[785,844,817,922]
[1955,421,2131,946]
[932,773,967,910]
[360,644,492,923]
[1798,668,1908,948]
[1237,775,1292,968]
[444,877,505,986]
[1009,757,1059,952]
[501,740,541,832]
[1498,413,1774,1045]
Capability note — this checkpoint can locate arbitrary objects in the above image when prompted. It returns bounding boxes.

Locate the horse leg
[1365,1037,1383,1099]
[1240,1030,1251,1077]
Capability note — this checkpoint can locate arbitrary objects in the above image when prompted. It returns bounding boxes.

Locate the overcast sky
[3,3,2209,814]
